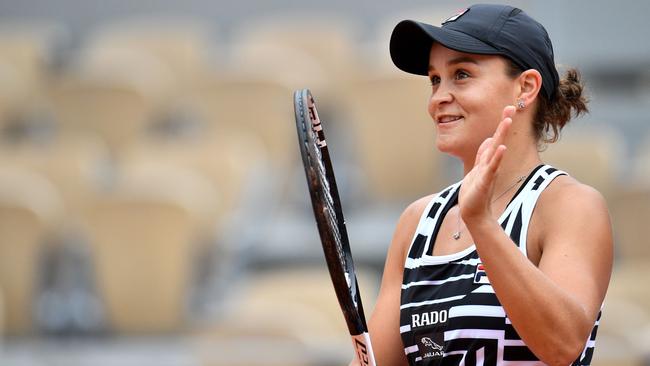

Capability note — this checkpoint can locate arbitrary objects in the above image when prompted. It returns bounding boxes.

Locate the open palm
[459,106,516,224]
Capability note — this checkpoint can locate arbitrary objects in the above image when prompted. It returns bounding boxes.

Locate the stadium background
[0,0,648,364]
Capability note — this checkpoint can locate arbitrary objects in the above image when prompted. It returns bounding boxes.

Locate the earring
[516,99,526,109]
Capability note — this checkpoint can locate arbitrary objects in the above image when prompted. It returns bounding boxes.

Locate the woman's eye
[455,70,470,80]
[429,75,440,85]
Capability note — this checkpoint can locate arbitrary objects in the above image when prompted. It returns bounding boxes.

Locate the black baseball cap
[390,4,559,100]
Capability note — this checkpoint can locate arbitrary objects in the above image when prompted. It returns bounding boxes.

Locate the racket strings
[309,129,362,311]
[296,90,367,334]
[309,134,348,271]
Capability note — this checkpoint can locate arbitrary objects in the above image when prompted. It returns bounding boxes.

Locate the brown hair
[505,60,589,144]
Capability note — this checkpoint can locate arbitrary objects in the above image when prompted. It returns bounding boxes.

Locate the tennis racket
[293,88,376,366]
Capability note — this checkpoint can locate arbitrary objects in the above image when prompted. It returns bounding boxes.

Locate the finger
[494,107,515,145]
[489,144,507,174]
[488,115,513,162]
[482,123,506,166]
[475,137,494,165]
[502,105,516,120]
[478,105,515,167]
[493,117,512,147]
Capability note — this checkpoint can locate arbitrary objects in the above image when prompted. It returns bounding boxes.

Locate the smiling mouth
[437,116,463,124]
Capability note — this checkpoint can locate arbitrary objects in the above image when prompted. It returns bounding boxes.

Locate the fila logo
[442,8,469,25]
[474,263,490,284]
[411,309,448,328]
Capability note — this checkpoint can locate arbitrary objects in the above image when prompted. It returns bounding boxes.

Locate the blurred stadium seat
[0,22,64,136]
[79,163,218,333]
[72,46,176,104]
[227,40,329,93]
[83,18,214,89]
[632,133,650,185]
[342,73,447,204]
[182,75,295,171]
[200,266,378,365]
[0,133,112,213]
[124,129,263,220]
[0,285,3,341]
[540,125,625,200]
[596,263,650,364]
[610,188,650,262]
[231,15,358,85]
[0,59,35,131]
[0,22,63,90]
[47,74,160,155]
[0,166,65,335]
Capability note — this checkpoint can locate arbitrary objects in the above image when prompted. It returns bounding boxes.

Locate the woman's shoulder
[527,169,612,264]
[536,171,611,239]
[399,194,435,231]
[400,182,460,228]
[540,173,608,210]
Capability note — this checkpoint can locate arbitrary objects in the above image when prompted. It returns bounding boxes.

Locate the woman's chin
[435,137,457,154]
[436,138,469,161]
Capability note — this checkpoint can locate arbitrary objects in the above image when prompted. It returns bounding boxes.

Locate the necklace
[452,174,527,240]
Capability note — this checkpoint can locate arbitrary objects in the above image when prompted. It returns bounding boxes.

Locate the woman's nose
[428,82,454,116]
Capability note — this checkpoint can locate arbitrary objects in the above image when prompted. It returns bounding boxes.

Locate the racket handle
[351,332,377,366]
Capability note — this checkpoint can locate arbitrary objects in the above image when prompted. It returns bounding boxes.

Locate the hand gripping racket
[293,89,377,366]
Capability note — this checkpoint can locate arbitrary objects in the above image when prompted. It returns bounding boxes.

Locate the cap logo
[442,8,469,25]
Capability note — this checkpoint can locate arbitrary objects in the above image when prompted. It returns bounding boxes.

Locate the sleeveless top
[399,165,600,365]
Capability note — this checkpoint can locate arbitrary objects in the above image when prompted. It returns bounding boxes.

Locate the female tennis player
[352,4,613,365]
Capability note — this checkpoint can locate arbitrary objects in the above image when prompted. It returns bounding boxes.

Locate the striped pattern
[400,165,600,365]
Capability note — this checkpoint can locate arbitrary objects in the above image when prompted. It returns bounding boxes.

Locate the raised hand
[458,105,516,224]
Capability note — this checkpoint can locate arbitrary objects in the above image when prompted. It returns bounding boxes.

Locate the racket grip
[351,332,377,366]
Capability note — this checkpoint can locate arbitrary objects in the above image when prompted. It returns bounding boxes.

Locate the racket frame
[294,88,377,366]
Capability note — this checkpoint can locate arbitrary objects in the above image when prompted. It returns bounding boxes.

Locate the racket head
[293,88,369,335]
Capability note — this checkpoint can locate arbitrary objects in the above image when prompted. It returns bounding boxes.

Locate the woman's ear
[516,69,543,110]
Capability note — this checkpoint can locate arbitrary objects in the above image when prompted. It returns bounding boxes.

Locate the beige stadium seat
[595,263,650,363]
[208,266,378,347]
[594,299,647,365]
[125,131,263,218]
[0,59,34,130]
[227,41,329,94]
[72,46,176,104]
[343,73,447,203]
[0,22,63,132]
[607,263,650,319]
[540,125,625,200]
[47,74,159,154]
[608,187,650,262]
[632,134,650,185]
[84,18,212,88]
[0,133,111,212]
[80,163,218,333]
[0,22,62,91]
[232,16,358,85]
[0,286,3,341]
[183,76,295,171]
[0,166,65,335]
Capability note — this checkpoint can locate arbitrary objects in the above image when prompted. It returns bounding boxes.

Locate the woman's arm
[460,107,613,365]
[350,195,432,366]
[466,181,612,365]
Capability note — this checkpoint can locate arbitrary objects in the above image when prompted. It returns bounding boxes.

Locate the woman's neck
[462,136,542,198]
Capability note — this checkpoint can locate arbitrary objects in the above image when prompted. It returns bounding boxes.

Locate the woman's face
[427,43,518,160]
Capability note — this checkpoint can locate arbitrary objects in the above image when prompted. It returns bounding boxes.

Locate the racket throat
[352,332,377,366]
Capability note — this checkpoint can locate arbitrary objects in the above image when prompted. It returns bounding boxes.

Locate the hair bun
[535,68,589,144]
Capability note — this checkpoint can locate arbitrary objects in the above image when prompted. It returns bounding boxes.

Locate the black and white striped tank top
[400,164,600,365]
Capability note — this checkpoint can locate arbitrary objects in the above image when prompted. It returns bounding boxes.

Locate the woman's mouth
[437,115,463,124]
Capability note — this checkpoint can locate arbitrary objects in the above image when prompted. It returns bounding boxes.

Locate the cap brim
[390,20,501,76]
